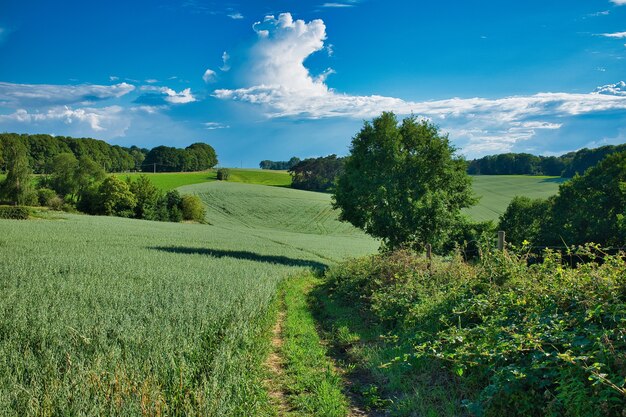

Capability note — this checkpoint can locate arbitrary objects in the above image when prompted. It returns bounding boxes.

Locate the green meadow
[0,170,568,415]
[465,175,566,221]
[0,179,377,415]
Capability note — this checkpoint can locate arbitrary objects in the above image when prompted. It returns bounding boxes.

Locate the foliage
[333,112,475,251]
[289,154,344,192]
[497,196,553,246]
[0,205,30,219]
[466,143,626,177]
[129,174,162,220]
[497,151,626,248]
[37,188,58,206]
[142,143,217,172]
[97,176,137,217]
[546,151,626,246]
[217,168,231,180]
[259,156,300,170]
[325,246,626,416]
[181,194,206,222]
[1,136,35,205]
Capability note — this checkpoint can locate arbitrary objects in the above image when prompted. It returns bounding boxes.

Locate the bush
[0,205,30,219]
[164,190,183,222]
[37,188,57,206]
[181,195,206,222]
[217,168,230,181]
[48,196,64,211]
[326,246,626,416]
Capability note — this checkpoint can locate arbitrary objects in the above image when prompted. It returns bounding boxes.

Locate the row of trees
[259,157,301,170]
[0,133,218,174]
[0,137,205,222]
[289,155,345,192]
[142,144,217,172]
[467,144,626,177]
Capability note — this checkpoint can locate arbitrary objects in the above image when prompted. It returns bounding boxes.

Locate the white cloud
[589,10,610,16]
[203,69,217,83]
[140,86,196,104]
[220,51,231,72]
[0,105,129,134]
[610,0,626,5]
[0,82,135,107]
[145,79,159,84]
[600,31,626,38]
[215,13,626,155]
[228,12,244,19]
[109,76,120,81]
[203,122,229,129]
[320,3,355,7]
[594,80,626,95]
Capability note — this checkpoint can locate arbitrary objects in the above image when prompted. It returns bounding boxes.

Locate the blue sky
[1,0,626,166]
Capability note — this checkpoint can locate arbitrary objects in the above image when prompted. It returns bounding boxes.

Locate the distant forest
[0,133,217,173]
[467,144,626,177]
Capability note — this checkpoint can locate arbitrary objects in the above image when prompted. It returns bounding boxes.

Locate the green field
[465,175,565,221]
[0,180,377,415]
[112,169,291,191]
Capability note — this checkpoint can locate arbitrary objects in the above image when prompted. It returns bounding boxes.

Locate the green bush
[37,188,57,206]
[0,205,30,219]
[326,246,626,416]
[217,168,230,181]
[181,195,206,222]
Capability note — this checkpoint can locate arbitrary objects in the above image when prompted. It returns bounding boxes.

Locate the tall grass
[0,180,377,415]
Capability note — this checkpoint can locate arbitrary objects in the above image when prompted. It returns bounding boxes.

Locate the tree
[97,176,137,217]
[333,112,475,251]
[1,137,34,205]
[546,151,626,246]
[130,175,162,220]
[48,153,79,198]
[498,196,553,246]
[289,155,344,192]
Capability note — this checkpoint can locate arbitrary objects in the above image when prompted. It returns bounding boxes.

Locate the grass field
[112,169,291,191]
[0,179,377,415]
[465,175,565,222]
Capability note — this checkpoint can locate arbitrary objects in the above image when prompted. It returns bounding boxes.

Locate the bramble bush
[325,245,626,416]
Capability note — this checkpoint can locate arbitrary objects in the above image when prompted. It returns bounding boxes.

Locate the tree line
[0,136,206,222]
[0,133,217,174]
[467,144,626,177]
[259,157,301,170]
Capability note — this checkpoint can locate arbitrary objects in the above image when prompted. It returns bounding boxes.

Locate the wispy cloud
[227,12,244,20]
[600,31,626,38]
[320,3,355,7]
[589,10,610,16]
[0,82,135,107]
[0,106,130,135]
[610,0,626,5]
[215,13,626,155]
[139,86,196,104]
[203,122,229,129]
[220,51,231,72]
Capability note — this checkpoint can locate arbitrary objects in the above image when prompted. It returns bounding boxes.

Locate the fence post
[426,243,432,270]
[497,231,506,251]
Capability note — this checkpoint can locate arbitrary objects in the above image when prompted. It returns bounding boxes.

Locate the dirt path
[265,302,290,415]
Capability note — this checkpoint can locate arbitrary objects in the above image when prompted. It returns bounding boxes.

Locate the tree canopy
[333,112,476,251]
[289,155,344,192]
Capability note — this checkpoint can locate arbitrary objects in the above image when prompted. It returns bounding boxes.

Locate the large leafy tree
[333,112,475,251]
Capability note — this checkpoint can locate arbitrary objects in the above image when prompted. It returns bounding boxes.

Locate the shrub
[98,176,137,217]
[48,196,64,211]
[37,188,57,206]
[326,246,626,416]
[181,195,206,222]
[164,190,183,222]
[217,168,230,181]
[0,205,30,219]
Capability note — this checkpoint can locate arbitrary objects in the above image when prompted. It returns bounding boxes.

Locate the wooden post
[426,243,432,270]
[497,231,506,251]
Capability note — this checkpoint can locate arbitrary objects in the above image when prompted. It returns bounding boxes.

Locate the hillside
[0,182,377,415]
